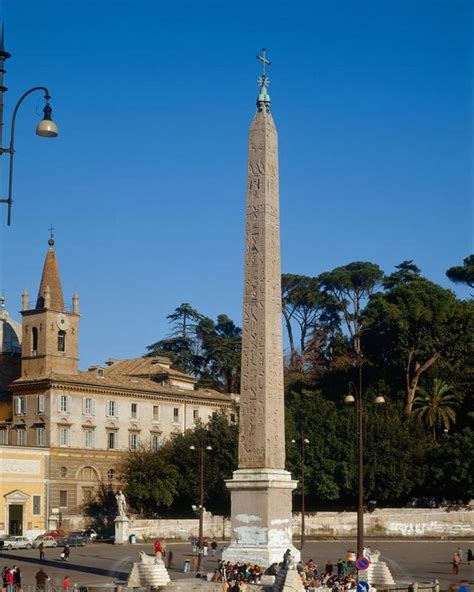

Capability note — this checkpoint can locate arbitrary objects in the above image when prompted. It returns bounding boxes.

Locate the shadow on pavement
[0,552,129,580]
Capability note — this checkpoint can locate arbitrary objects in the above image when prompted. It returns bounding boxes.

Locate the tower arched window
[58,330,66,352]
[32,327,38,355]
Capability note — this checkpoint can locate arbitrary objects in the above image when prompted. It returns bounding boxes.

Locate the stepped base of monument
[224,468,300,567]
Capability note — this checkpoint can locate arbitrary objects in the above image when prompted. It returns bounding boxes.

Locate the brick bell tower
[20,235,80,378]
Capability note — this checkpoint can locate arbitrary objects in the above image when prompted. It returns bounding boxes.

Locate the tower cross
[256,48,271,78]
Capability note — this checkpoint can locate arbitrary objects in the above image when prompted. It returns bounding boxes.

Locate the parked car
[57,533,86,547]
[38,529,65,539]
[0,535,33,550]
[33,535,58,548]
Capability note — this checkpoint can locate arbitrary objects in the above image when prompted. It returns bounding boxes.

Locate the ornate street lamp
[344,369,385,559]
[291,431,310,551]
[0,26,58,225]
[189,443,212,572]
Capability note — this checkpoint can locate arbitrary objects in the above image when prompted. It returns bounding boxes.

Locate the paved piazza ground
[1,540,472,591]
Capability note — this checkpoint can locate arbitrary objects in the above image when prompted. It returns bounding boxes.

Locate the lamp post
[344,362,385,559]
[189,443,212,572]
[0,26,58,225]
[291,430,310,552]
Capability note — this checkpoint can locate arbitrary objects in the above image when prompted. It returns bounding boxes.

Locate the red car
[39,530,65,539]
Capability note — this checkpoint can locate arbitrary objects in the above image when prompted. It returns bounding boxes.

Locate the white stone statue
[115,490,127,518]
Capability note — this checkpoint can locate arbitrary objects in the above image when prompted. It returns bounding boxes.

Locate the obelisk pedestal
[223,51,299,567]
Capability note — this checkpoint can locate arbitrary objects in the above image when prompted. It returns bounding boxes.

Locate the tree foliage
[319,262,384,357]
[362,279,473,415]
[413,379,461,441]
[446,255,474,290]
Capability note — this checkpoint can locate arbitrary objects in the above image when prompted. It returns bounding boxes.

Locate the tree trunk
[404,351,441,416]
[283,309,297,369]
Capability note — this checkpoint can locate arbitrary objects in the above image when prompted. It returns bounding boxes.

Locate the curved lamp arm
[4,86,52,225]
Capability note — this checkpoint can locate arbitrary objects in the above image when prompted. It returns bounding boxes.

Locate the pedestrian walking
[3,567,14,592]
[211,540,217,557]
[160,540,167,559]
[452,552,461,574]
[203,541,209,557]
[12,565,21,591]
[35,568,49,592]
[337,559,343,577]
[467,548,473,565]
[38,542,45,561]
[167,550,173,569]
[154,539,161,557]
[63,575,72,592]
[457,547,463,562]
[64,545,70,560]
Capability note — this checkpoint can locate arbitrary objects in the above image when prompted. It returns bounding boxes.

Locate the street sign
[357,582,370,592]
[356,557,370,571]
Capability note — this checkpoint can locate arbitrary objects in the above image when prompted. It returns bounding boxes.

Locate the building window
[32,495,41,515]
[59,490,68,508]
[60,466,68,478]
[14,396,26,415]
[58,394,70,413]
[59,427,70,447]
[36,427,46,446]
[193,409,199,423]
[32,327,38,355]
[173,407,180,423]
[152,405,160,422]
[151,434,161,451]
[0,429,7,444]
[129,433,139,450]
[107,400,118,418]
[107,469,115,481]
[84,429,95,448]
[97,368,104,378]
[58,330,66,352]
[130,403,138,419]
[17,428,26,446]
[82,397,95,415]
[36,394,45,414]
[230,413,236,424]
[107,431,117,450]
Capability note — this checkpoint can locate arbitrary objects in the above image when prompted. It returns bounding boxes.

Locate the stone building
[4,238,235,527]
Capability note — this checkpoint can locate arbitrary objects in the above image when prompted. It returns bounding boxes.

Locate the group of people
[452,546,473,574]
[209,560,264,589]
[1,565,21,592]
[190,538,219,557]
[295,558,357,591]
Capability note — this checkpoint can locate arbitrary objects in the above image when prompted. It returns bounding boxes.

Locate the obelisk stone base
[222,469,300,567]
[114,516,129,544]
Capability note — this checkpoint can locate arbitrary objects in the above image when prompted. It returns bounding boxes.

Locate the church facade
[0,238,235,531]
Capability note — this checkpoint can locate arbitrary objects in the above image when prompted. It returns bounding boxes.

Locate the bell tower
[20,236,80,378]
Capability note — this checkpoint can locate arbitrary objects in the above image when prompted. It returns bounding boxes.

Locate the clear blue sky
[0,0,471,368]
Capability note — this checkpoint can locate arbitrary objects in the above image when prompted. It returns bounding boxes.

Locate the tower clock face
[56,313,70,330]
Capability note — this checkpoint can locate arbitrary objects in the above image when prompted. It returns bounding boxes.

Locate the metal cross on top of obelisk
[256,48,271,83]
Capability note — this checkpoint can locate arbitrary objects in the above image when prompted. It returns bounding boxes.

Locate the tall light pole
[0,26,58,225]
[344,362,385,559]
[189,443,212,572]
[291,430,310,551]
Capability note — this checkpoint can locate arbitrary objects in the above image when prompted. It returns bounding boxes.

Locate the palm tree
[412,379,462,441]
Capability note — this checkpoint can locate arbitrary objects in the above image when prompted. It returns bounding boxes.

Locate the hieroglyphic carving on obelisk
[239,49,285,471]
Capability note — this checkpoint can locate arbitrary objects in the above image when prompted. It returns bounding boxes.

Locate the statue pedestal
[114,516,130,544]
[222,468,300,567]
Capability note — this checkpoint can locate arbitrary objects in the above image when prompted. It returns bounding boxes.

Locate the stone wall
[294,509,474,539]
[124,509,473,541]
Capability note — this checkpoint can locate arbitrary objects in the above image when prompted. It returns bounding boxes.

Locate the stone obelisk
[223,50,299,567]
